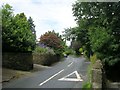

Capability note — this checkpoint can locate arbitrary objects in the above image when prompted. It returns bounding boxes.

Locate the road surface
[3,56,90,89]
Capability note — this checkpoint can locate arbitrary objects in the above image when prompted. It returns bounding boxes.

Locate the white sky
[0,0,77,43]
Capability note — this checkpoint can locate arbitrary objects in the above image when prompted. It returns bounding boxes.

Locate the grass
[82,59,92,89]
[82,82,92,89]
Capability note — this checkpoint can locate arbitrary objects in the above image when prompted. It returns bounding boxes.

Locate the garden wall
[33,53,60,66]
[2,52,33,71]
[91,60,106,89]
[92,60,120,89]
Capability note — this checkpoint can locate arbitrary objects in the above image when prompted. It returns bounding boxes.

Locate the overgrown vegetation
[82,63,92,89]
[33,46,55,55]
[63,1,120,81]
[39,31,66,57]
[2,4,70,68]
[33,46,58,66]
[2,4,36,52]
[82,82,92,89]
[82,54,97,89]
[63,46,74,55]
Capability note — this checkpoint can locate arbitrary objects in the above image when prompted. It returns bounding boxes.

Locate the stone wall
[2,52,33,71]
[92,60,120,89]
[91,60,105,89]
[33,53,60,66]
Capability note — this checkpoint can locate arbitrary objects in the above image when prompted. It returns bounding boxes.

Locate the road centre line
[39,69,64,86]
[68,62,73,67]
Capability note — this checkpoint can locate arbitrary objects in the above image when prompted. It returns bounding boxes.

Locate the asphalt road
[3,56,90,89]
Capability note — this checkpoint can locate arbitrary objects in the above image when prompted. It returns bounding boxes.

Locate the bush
[82,62,92,89]
[2,4,36,52]
[79,48,84,55]
[63,49,74,55]
[39,31,65,56]
[33,46,47,54]
[33,53,60,66]
[33,46,60,66]
[82,82,92,89]
[33,46,55,55]
[90,54,97,64]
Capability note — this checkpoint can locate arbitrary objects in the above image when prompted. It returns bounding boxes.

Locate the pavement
[2,64,50,85]
[2,56,90,89]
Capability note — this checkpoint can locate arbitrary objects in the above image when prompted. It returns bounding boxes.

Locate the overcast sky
[0,0,77,42]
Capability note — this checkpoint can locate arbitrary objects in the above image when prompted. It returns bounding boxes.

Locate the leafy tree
[28,17,36,38]
[28,16,36,49]
[72,1,120,65]
[72,1,120,81]
[2,4,14,51]
[63,26,91,57]
[63,27,77,41]
[71,40,81,55]
[40,31,65,56]
[2,4,36,52]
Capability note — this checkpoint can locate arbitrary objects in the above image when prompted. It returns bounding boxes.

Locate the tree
[40,31,65,55]
[63,25,91,57]
[63,27,77,41]
[2,4,14,51]
[72,1,120,80]
[71,40,81,55]
[28,16,36,49]
[2,4,36,52]
[28,17,36,37]
[72,1,120,65]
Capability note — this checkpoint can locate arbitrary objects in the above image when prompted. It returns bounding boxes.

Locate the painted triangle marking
[58,71,83,82]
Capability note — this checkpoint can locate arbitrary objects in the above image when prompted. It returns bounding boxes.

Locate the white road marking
[58,71,83,82]
[68,62,73,67]
[39,69,64,86]
[59,78,82,81]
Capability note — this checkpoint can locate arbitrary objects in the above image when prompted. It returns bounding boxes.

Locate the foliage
[63,48,74,55]
[33,46,55,55]
[70,1,120,66]
[33,46,61,66]
[90,54,97,64]
[82,65,92,89]
[79,48,83,54]
[71,1,120,81]
[28,16,36,43]
[63,27,77,41]
[33,46,48,54]
[2,4,36,52]
[82,82,92,89]
[40,31,65,56]
[63,25,91,57]
[71,40,81,55]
